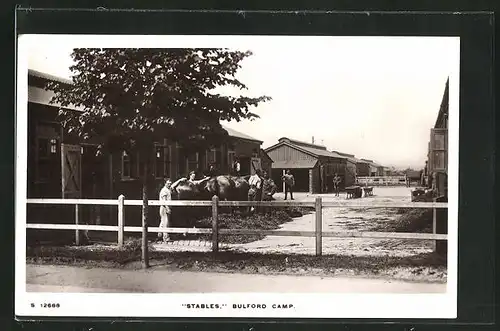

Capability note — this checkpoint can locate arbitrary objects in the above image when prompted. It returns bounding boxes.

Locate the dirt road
[26,264,445,293]
[153,186,433,257]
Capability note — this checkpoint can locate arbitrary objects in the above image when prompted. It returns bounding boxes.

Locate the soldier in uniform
[261,171,277,214]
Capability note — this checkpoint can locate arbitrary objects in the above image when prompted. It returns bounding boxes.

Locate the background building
[426,78,449,198]
[265,138,356,193]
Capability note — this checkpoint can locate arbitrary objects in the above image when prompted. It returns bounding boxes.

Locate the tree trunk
[141,159,149,269]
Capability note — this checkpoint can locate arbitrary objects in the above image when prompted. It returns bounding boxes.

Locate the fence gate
[61,144,82,198]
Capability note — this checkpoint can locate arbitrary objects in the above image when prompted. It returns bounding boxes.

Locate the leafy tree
[47,48,271,267]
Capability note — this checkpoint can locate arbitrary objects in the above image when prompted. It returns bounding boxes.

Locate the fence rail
[356,176,409,186]
[26,195,448,268]
[27,198,447,209]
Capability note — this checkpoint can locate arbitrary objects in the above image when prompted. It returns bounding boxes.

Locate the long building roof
[28,69,73,85]
[28,69,263,144]
[434,77,449,129]
[222,126,262,143]
[332,150,360,163]
[267,137,347,159]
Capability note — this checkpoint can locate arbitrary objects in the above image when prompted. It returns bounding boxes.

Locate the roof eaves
[222,125,263,144]
[279,137,328,150]
[434,77,449,128]
[28,69,73,85]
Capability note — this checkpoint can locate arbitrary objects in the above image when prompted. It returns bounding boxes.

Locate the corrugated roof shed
[276,138,346,159]
[333,150,360,163]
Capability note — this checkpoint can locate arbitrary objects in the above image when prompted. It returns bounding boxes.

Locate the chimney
[312,136,315,144]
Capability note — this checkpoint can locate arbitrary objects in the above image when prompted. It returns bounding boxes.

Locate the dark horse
[170,175,251,227]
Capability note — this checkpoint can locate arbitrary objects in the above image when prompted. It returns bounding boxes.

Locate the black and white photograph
[16,34,459,319]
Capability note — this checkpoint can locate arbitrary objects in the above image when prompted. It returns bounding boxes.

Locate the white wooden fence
[356,176,408,186]
[26,196,448,268]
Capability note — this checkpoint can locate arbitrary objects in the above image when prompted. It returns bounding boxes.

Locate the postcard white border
[15,34,459,319]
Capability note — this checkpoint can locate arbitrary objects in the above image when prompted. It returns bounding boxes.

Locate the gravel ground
[152,187,433,257]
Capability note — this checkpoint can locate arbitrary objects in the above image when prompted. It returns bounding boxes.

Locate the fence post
[118,195,125,248]
[212,195,219,253]
[315,197,322,256]
[432,197,437,252]
[75,204,79,246]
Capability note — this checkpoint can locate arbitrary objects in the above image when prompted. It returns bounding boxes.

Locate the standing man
[158,177,184,243]
[282,169,295,200]
[332,173,341,197]
[207,163,217,177]
[261,171,277,213]
[248,169,263,213]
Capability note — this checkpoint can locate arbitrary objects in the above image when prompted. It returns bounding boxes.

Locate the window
[429,128,448,172]
[215,149,222,168]
[208,149,216,164]
[208,148,222,169]
[433,151,446,169]
[122,151,139,179]
[228,151,235,171]
[154,144,170,178]
[122,151,131,178]
[433,131,446,150]
[187,152,199,172]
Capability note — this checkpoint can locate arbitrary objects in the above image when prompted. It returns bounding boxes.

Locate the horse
[204,175,250,214]
[170,175,251,226]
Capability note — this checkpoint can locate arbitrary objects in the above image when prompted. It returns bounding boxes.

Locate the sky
[24,35,459,169]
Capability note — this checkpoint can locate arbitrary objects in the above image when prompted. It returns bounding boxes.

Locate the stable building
[426,77,449,255]
[426,78,449,198]
[265,137,355,194]
[331,151,358,186]
[356,159,372,177]
[356,158,386,177]
[27,69,271,226]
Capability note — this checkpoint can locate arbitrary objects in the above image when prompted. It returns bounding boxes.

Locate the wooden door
[61,144,82,198]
